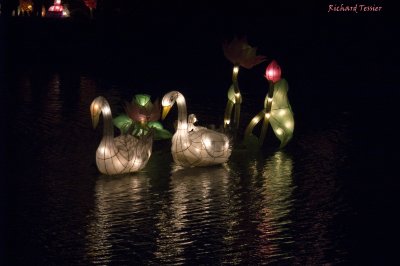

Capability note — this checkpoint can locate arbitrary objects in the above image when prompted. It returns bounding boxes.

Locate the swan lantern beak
[90,103,100,129]
[92,114,99,129]
[162,106,172,120]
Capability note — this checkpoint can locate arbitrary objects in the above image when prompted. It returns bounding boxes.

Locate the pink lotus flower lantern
[124,94,161,124]
[265,60,282,83]
[223,37,266,69]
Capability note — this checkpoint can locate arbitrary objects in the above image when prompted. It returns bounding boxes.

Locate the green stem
[244,110,265,137]
[232,65,241,133]
[224,99,234,128]
[259,115,269,146]
[259,81,275,146]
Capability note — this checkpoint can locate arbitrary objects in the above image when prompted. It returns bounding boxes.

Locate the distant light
[265,113,270,119]
[48,0,64,14]
[276,128,283,135]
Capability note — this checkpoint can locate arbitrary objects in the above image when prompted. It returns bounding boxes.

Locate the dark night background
[1,0,399,264]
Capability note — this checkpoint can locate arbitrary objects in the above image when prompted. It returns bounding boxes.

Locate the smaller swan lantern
[162,91,232,167]
[90,96,153,175]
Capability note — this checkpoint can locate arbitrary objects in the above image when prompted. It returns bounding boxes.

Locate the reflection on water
[155,166,230,264]
[258,152,294,262]
[7,71,353,265]
[84,152,297,264]
[86,173,152,264]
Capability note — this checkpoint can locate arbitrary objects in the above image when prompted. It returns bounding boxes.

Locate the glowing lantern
[83,0,97,9]
[223,37,266,69]
[83,0,96,18]
[19,0,33,14]
[113,94,172,140]
[124,94,160,124]
[245,62,294,149]
[46,0,69,17]
[222,37,266,137]
[265,60,281,83]
[162,91,232,167]
[90,96,153,175]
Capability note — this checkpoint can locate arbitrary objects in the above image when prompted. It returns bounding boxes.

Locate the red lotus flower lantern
[265,60,281,83]
[124,95,161,124]
[223,37,266,69]
[83,0,97,10]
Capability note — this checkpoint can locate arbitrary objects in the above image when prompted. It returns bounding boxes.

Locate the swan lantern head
[90,96,108,129]
[161,91,179,120]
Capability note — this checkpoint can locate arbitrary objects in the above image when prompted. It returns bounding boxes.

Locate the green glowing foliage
[148,122,173,140]
[113,114,133,135]
[113,94,172,140]
[244,79,294,149]
[269,79,294,148]
[134,94,151,107]
[227,85,236,103]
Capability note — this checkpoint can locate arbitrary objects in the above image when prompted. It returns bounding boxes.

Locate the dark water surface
[3,13,399,265]
[4,68,360,265]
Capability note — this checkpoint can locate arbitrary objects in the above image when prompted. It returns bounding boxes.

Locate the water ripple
[7,72,353,265]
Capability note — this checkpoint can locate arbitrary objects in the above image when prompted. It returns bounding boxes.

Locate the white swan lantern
[162,91,232,167]
[90,96,153,175]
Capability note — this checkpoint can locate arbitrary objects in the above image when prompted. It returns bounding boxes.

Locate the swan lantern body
[162,91,232,167]
[90,96,153,175]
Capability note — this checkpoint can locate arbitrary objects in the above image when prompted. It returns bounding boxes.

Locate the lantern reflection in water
[257,151,294,260]
[155,166,230,264]
[85,174,151,263]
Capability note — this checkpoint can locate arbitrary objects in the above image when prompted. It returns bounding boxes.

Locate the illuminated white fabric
[90,96,153,175]
[162,91,232,167]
